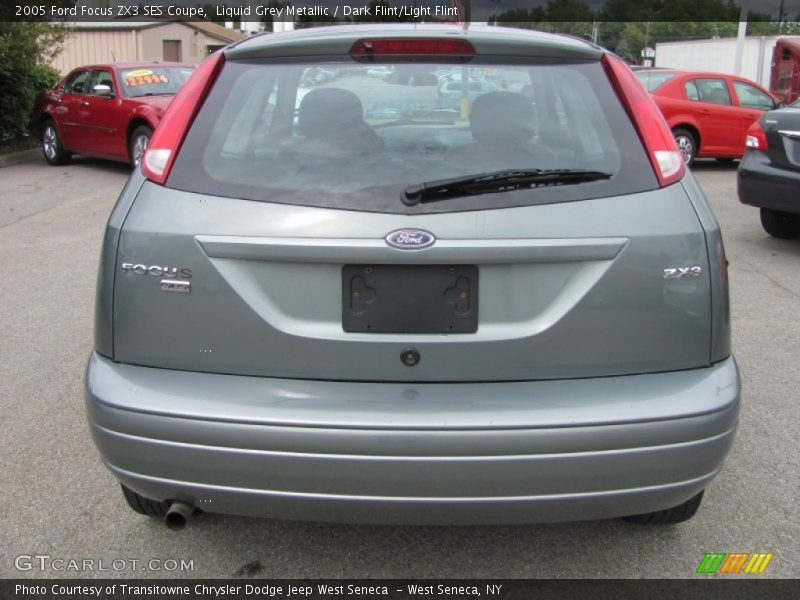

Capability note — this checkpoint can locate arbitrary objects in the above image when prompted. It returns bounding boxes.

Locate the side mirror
[93,84,114,97]
[777,102,786,109]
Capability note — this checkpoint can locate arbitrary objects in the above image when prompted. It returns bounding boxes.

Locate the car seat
[281,88,385,164]
[703,87,730,105]
[446,91,555,172]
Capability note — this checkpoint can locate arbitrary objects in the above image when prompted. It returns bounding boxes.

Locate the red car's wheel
[130,125,153,168]
[673,128,697,167]
[41,119,71,166]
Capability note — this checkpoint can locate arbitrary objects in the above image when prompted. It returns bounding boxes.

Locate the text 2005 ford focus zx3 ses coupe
[85,25,739,529]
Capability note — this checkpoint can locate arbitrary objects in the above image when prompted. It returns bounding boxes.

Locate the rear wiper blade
[402,169,612,206]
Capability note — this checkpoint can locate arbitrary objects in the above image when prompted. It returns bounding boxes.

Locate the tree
[260,1,291,32]
[0,22,66,141]
[355,0,416,23]
[202,4,226,25]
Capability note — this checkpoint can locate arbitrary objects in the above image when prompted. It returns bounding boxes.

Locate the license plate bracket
[342,264,478,333]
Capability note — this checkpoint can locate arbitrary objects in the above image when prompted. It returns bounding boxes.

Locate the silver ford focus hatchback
[86,25,739,529]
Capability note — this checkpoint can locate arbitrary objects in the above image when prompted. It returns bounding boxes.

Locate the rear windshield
[635,70,677,92]
[119,66,194,98]
[168,59,656,214]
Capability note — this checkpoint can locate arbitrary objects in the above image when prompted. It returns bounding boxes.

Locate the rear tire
[129,125,152,168]
[41,119,71,166]
[121,484,170,518]
[760,208,800,239]
[673,128,697,167]
[623,491,704,525]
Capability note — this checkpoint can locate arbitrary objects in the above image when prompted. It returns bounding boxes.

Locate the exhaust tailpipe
[164,501,194,530]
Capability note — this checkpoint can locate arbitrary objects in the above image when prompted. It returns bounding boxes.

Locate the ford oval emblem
[385,229,436,250]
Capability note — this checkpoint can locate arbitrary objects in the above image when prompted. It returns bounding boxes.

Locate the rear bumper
[738,151,800,214]
[85,353,740,525]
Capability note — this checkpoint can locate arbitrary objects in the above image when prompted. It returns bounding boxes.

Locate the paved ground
[0,157,797,579]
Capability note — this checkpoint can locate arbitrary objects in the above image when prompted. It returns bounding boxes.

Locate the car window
[118,66,194,98]
[636,71,677,92]
[64,70,91,94]
[733,81,774,111]
[686,78,731,105]
[89,70,115,95]
[168,60,657,214]
[684,80,700,101]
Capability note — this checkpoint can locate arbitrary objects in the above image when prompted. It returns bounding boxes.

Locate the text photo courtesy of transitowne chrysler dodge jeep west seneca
[85,25,739,530]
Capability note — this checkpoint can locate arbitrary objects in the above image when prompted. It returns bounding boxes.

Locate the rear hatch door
[113,31,712,382]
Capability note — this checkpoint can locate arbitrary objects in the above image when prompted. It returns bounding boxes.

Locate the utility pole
[733,0,749,75]
[461,0,471,120]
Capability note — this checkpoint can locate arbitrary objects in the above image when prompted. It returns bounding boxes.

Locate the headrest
[705,88,729,104]
[298,88,365,137]
[470,91,536,144]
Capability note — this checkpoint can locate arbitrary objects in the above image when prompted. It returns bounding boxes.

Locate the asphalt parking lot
[0,156,797,579]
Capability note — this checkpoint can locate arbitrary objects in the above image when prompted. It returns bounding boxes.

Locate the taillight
[141,51,225,185]
[350,38,475,61]
[601,54,685,187]
[745,121,768,151]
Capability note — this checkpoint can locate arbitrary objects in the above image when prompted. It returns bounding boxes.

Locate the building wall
[49,24,226,76]
[49,29,140,75]
[139,23,215,65]
[655,37,778,86]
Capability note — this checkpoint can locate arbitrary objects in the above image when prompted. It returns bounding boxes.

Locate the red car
[32,62,194,167]
[636,69,782,166]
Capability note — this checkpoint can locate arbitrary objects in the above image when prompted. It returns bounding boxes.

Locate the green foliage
[490,0,798,64]
[260,0,290,31]
[0,22,66,141]
[31,63,61,92]
[355,0,416,23]
[203,3,226,25]
[546,0,595,22]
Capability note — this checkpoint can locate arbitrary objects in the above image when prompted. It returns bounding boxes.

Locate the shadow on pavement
[66,155,135,175]
[689,158,740,172]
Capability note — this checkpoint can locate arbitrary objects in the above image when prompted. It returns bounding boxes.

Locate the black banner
[2,0,800,23]
[2,579,799,600]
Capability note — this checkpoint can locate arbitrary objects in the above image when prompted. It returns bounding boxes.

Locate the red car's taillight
[745,121,768,151]
[141,51,225,185]
[601,54,685,187]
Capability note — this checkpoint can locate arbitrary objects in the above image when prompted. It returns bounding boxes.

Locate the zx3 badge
[663,266,703,279]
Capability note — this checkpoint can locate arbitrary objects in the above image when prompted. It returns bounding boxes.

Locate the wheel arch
[670,122,702,152]
[38,113,63,138]
[126,118,154,161]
